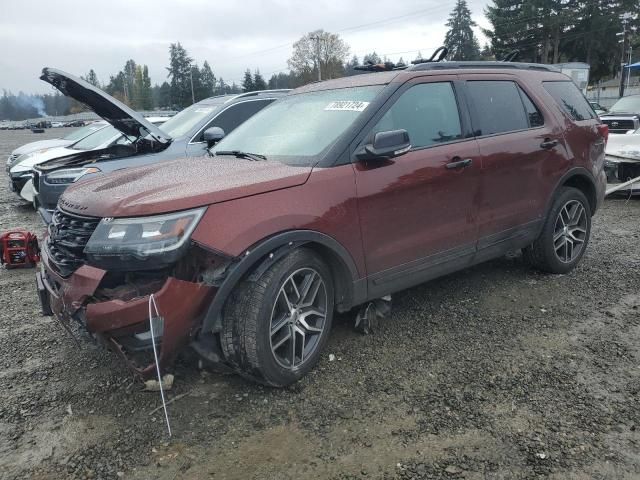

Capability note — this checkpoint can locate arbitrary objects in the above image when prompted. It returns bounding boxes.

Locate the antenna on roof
[501,50,519,62]
[412,46,448,65]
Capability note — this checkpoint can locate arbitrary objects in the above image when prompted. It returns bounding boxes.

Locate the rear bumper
[37,248,215,377]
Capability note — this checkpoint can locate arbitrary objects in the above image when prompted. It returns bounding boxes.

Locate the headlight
[84,208,205,268]
[45,167,101,185]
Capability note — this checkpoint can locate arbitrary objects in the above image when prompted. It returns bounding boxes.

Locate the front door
[354,78,482,296]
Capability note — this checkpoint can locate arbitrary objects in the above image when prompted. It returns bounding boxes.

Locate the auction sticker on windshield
[324,101,370,112]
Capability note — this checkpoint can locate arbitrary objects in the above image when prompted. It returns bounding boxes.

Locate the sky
[0,0,491,94]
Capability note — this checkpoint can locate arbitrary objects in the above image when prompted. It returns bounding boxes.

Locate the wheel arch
[556,168,597,215]
[199,230,365,334]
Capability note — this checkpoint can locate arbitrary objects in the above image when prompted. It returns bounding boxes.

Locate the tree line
[1,0,638,120]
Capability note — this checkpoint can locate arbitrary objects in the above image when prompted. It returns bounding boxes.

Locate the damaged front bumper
[36,247,216,378]
[605,155,640,195]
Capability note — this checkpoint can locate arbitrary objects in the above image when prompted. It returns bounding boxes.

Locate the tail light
[597,124,609,145]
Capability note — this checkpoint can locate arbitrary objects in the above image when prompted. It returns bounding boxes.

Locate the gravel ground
[0,128,639,480]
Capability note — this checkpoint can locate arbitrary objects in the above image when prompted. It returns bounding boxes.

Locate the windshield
[71,125,121,150]
[62,122,107,142]
[609,96,640,114]
[212,86,384,165]
[158,103,220,138]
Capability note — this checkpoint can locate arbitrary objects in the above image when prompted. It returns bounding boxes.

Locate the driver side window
[372,82,463,149]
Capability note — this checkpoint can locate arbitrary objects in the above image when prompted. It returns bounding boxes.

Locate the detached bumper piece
[605,156,640,195]
[38,252,214,378]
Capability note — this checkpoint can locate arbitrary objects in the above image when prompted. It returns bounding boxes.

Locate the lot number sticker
[324,101,370,112]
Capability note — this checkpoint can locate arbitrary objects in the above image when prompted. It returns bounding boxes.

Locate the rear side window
[466,81,529,135]
[193,99,274,142]
[543,81,596,121]
[371,82,463,149]
[518,87,544,127]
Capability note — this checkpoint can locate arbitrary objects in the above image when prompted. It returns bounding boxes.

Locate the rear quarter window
[543,81,596,121]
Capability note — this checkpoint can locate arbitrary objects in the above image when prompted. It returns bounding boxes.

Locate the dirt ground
[0,128,639,480]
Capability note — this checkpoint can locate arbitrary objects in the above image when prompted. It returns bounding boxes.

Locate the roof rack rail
[501,50,519,62]
[411,46,448,65]
[354,60,407,72]
[233,89,291,99]
[408,61,559,72]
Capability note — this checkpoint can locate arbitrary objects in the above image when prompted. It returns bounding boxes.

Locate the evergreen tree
[142,65,153,109]
[444,0,481,61]
[123,59,137,103]
[397,57,406,67]
[85,69,100,87]
[345,55,360,75]
[189,63,203,102]
[363,52,381,64]
[242,69,254,92]
[157,81,171,108]
[200,61,216,98]
[167,42,194,108]
[253,70,267,90]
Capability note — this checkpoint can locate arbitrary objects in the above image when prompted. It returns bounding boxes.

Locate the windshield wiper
[215,150,267,161]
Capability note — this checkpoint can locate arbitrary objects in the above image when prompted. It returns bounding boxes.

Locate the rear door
[461,75,570,250]
[353,76,482,296]
[185,99,275,156]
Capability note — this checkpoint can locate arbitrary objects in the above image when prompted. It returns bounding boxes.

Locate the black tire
[524,187,592,274]
[221,248,334,387]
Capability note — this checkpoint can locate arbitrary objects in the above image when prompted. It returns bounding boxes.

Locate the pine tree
[363,52,381,64]
[253,70,267,90]
[85,69,100,87]
[200,61,216,98]
[166,42,194,108]
[123,59,137,103]
[141,65,153,109]
[242,69,254,92]
[444,0,481,61]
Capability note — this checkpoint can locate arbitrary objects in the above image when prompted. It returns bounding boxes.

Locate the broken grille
[46,209,101,277]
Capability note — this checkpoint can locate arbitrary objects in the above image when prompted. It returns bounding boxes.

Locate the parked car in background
[34,68,289,221]
[600,94,640,133]
[9,118,166,203]
[6,121,107,171]
[37,61,607,386]
[605,126,640,195]
[589,101,607,116]
[51,121,65,128]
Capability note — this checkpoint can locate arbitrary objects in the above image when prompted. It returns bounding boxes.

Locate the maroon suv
[37,61,608,386]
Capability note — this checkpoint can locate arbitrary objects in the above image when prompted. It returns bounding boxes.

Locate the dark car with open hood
[32,68,289,223]
[36,58,608,387]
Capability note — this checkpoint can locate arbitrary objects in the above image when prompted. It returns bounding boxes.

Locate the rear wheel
[524,187,591,274]
[221,248,334,386]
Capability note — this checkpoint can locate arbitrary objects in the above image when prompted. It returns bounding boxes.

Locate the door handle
[445,158,473,169]
[540,139,558,149]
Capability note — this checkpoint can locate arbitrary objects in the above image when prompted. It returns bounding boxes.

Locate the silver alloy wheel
[269,267,328,370]
[553,199,587,263]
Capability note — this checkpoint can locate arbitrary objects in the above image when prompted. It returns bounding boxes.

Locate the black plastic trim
[198,230,363,334]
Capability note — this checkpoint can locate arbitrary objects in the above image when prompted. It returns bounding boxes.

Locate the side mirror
[357,129,411,160]
[204,127,225,147]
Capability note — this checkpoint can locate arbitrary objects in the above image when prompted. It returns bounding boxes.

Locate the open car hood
[40,68,172,146]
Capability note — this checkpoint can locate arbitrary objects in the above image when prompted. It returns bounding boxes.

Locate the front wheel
[221,248,334,386]
[524,187,592,274]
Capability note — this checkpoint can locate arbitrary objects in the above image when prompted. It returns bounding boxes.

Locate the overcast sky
[1,0,491,94]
